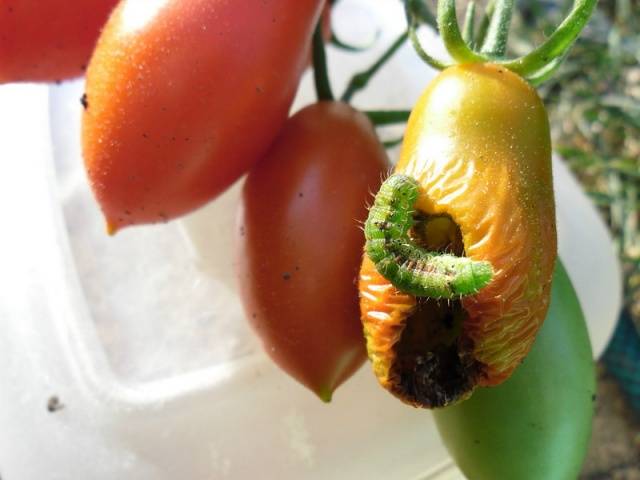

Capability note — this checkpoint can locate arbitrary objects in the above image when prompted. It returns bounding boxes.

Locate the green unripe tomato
[433,261,595,479]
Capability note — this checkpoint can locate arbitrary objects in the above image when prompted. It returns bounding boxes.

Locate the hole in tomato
[389,214,485,408]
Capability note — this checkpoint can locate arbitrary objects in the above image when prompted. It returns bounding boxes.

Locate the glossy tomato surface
[236,102,389,401]
[83,0,324,232]
[0,0,117,82]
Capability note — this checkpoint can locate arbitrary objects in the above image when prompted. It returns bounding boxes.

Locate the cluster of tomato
[1,0,384,400]
[82,0,386,402]
[2,1,597,477]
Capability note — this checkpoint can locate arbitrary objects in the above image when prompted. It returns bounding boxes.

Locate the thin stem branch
[364,110,412,126]
[475,0,496,47]
[462,1,477,47]
[437,0,489,64]
[480,0,514,57]
[404,0,449,71]
[312,21,334,102]
[527,53,568,86]
[331,28,380,52]
[383,136,405,149]
[341,32,408,103]
[498,0,598,76]
[409,0,438,29]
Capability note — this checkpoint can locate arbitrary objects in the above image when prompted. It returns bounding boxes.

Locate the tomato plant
[236,102,388,401]
[82,0,324,233]
[0,0,117,83]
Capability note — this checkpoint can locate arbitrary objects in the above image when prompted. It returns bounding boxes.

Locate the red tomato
[0,0,117,83]
[82,0,324,233]
[236,102,389,401]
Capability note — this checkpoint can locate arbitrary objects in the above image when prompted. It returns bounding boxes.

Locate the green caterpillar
[364,174,493,298]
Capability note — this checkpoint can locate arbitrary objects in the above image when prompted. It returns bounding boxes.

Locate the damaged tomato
[360,63,556,408]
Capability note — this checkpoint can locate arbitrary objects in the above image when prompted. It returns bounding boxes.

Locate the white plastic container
[0,1,621,478]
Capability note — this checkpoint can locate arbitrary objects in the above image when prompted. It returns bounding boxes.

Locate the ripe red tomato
[236,102,389,401]
[0,0,117,83]
[82,0,324,233]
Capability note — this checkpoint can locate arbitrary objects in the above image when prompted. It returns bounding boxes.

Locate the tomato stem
[407,0,437,29]
[527,53,568,86]
[480,0,514,57]
[312,21,334,102]
[331,28,380,53]
[497,0,597,77]
[364,109,411,126]
[405,0,449,71]
[474,0,496,48]
[437,0,489,64]
[341,32,408,103]
[406,0,595,83]
[462,1,477,48]
[382,136,404,149]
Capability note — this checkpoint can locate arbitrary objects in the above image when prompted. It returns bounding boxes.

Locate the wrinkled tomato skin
[395,63,556,385]
[0,0,117,83]
[236,102,389,400]
[82,0,324,232]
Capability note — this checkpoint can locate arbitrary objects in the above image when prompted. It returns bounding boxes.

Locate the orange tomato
[82,0,324,232]
[359,63,556,407]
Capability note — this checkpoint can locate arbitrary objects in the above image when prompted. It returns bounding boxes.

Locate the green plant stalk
[475,0,496,48]
[331,28,379,53]
[499,0,598,77]
[383,136,404,149]
[341,32,409,102]
[364,109,411,126]
[407,20,450,70]
[312,21,334,102]
[437,0,489,64]
[462,1,477,47]
[480,0,514,57]
[527,54,568,86]
[409,0,438,29]
[410,0,598,83]
[405,0,450,70]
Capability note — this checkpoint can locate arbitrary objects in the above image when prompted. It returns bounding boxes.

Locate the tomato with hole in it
[236,102,389,401]
[0,0,117,83]
[82,0,324,233]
